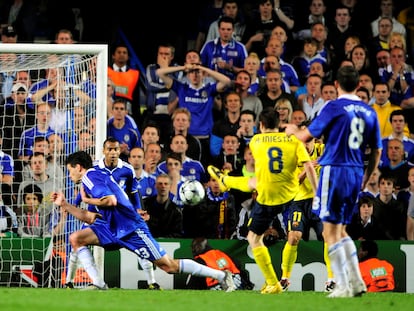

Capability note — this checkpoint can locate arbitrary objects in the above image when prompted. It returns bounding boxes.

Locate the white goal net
[0,44,107,288]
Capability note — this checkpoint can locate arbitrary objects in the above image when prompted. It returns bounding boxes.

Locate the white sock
[77,246,106,288]
[138,257,156,285]
[328,242,349,288]
[341,236,363,284]
[179,259,225,282]
[66,251,78,283]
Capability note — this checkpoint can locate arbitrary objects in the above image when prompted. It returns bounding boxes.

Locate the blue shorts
[89,218,167,260]
[248,201,290,235]
[312,165,363,225]
[287,198,323,241]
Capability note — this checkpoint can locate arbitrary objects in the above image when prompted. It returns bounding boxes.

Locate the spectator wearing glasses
[371,0,406,39]
[370,17,394,62]
[274,98,293,131]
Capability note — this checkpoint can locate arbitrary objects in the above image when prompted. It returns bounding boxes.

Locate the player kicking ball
[51,151,235,291]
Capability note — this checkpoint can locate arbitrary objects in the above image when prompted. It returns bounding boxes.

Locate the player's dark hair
[66,151,93,169]
[259,107,280,129]
[336,66,359,92]
[103,136,119,147]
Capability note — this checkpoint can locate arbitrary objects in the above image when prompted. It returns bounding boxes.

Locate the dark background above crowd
[1,0,412,68]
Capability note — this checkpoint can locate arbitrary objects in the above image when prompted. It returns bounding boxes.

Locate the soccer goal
[0,43,107,288]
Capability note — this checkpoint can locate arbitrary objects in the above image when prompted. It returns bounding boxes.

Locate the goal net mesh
[0,44,107,288]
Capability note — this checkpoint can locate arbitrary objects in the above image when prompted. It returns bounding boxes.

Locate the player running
[51,151,235,291]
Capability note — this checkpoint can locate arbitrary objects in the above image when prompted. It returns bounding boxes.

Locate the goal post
[0,43,107,287]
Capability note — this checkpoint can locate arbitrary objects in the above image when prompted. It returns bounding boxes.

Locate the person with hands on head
[157,62,231,166]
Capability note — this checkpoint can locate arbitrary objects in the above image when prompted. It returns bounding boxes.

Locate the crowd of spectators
[1,0,414,242]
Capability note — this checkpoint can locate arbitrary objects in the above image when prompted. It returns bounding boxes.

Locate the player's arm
[283,124,313,143]
[362,147,382,190]
[198,64,231,91]
[303,161,318,195]
[80,186,117,207]
[50,191,101,224]
[156,65,186,89]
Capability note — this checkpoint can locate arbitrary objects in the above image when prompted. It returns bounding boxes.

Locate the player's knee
[69,232,83,249]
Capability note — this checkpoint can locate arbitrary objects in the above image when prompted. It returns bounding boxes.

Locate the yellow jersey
[249,132,311,205]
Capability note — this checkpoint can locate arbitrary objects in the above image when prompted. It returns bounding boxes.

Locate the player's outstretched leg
[178,259,236,292]
[207,165,229,192]
[208,165,253,193]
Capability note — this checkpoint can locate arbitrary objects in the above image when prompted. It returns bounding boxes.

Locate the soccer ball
[179,180,205,206]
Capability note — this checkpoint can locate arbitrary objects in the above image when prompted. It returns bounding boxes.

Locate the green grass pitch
[1,288,413,311]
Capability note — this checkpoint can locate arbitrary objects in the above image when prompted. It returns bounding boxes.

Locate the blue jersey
[145,63,181,111]
[248,78,260,95]
[107,119,142,158]
[171,79,218,136]
[292,55,327,84]
[18,126,55,157]
[94,157,142,210]
[200,38,248,80]
[82,168,145,239]
[380,136,414,167]
[27,79,52,109]
[279,60,301,88]
[136,170,156,199]
[0,150,14,177]
[309,94,383,225]
[156,157,207,183]
[308,94,383,167]
[258,59,300,88]
[379,66,413,104]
